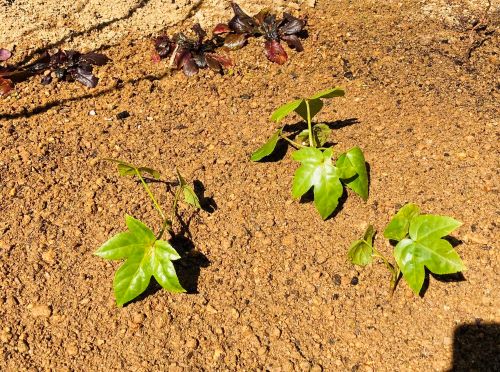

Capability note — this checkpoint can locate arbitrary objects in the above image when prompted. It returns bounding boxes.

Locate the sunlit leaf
[264,40,288,65]
[336,146,368,200]
[224,34,247,50]
[292,147,343,219]
[309,87,345,100]
[392,211,465,294]
[251,128,282,161]
[348,225,375,266]
[95,215,185,306]
[270,100,304,123]
[383,203,420,241]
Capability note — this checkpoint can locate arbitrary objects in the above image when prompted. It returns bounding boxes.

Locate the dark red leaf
[180,53,199,76]
[71,66,98,87]
[279,13,305,35]
[205,55,222,72]
[80,52,110,66]
[228,3,257,34]
[281,34,304,52]
[207,53,233,68]
[0,77,13,96]
[192,24,207,45]
[223,33,247,50]
[213,23,231,34]
[0,49,11,62]
[253,8,271,26]
[264,40,288,65]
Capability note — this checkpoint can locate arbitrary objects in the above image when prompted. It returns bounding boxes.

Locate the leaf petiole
[280,134,306,149]
[305,99,314,148]
[134,168,166,221]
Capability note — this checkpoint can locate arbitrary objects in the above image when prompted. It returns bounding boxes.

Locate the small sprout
[153,24,232,77]
[214,2,306,64]
[95,160,202,306]
[348,204,466,295]
[348,225,375,266]
[251,87,368,220]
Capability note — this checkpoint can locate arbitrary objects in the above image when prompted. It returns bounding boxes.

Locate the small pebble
[116,111,130,119]
[350,276,359,285]
[31,304,52,318]
[333,274,342,286]
[88,110,96,116]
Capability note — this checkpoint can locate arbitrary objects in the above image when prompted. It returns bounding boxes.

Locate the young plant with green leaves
[348,204,466,295]
[95,160,201,307]
[251,87,369,220]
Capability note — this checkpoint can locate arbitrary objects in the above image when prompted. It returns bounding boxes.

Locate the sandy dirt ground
[0,0,499,371]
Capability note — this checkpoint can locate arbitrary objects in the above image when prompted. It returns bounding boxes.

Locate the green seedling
[348,204,466,295]
[251,87,369,219]
[95,160,201,306]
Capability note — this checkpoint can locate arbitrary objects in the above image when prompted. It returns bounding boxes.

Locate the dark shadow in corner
[449,323,500,371]
[193,180,217,213]
[15,0,152,66]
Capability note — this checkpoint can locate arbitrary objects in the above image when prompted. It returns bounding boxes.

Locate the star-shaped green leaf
[95,215,185,306]
[393,214,465,294]
[291,147,343,220]
[383,203,420,241]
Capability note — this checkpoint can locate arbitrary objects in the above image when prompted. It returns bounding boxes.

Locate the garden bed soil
[1,0,499,371]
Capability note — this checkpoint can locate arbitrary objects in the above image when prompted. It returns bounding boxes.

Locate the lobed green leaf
[95,215,185,306]
[251,128,283,161]
[176,169,201,209]
[348,225,375,266]
[336,147,369,201]
[292,147,343,219]
[383,203,420,241]
[270,99,304,123]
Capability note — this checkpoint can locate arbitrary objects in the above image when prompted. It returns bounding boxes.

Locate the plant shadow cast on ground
[259,118,359,163]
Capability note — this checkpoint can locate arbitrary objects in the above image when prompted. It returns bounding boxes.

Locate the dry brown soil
[1,0,499,371]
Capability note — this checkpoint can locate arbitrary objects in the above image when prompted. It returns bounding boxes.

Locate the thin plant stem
[135,168,166,221]
[169,184,183,235]
[280,135,306,149]
[306,99,314,148]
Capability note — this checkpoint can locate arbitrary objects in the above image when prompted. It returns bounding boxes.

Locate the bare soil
[1,0,499,371]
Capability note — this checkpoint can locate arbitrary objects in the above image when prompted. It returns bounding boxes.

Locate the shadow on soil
[448,323,500,371]
[0,72,170,120]
[15,0,152,66]
[258,118,360,163]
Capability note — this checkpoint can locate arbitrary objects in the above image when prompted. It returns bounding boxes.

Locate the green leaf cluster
[292,146,368,219]
[95,160,201,306]
[386,204,465,294]
[348,204,466,295]
[95,215,185,306]
[251,87,368,220]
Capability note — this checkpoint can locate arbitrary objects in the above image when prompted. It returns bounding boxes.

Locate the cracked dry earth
[0,0,499,371]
